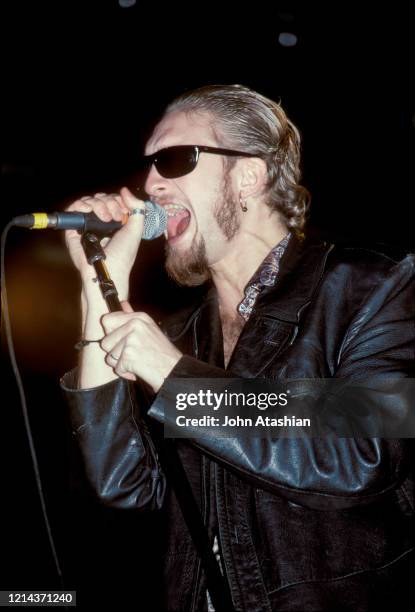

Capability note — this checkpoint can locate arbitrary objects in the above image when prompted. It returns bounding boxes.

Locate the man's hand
[65,186,145,302]
[100,301,183,393]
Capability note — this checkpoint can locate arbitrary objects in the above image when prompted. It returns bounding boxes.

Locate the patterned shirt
[238,232,291,321]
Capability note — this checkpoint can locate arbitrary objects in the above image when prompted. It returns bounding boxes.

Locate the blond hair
[165,84,310,237]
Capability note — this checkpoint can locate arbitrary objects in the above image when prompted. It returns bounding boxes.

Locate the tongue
[167,210,191,239]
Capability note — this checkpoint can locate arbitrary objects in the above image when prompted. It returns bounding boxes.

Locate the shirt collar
[238,232,291,320]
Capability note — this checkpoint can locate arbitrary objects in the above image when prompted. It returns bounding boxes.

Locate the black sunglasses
[141,145,256,179]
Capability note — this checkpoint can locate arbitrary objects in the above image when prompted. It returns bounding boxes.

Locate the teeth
[164,203,188,217]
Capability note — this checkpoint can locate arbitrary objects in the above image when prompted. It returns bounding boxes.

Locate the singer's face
[144,111,240,286]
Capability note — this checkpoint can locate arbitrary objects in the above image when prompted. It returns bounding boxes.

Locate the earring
[239,195,248,212]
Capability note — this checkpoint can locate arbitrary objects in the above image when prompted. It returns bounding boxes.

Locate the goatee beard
[165,235,211,287]
[165,180,240,287]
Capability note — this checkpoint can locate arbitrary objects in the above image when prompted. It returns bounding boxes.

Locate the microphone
[12,200,168,240]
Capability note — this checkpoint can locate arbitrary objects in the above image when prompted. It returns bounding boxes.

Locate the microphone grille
[142,201,168,240]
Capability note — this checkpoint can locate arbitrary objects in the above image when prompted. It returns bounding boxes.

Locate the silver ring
[129,207,146,216]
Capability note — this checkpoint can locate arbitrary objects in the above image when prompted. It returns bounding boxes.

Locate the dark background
[1,1,414,609]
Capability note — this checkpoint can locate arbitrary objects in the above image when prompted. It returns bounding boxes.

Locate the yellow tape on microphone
[32,213,49,229]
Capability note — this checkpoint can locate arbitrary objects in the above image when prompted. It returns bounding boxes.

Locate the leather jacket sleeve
[61,370,166,510]
[148,254,415,510]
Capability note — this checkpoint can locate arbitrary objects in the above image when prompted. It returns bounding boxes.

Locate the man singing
[61,85,415,611]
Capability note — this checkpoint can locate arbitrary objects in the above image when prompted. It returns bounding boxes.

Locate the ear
[237,157,268,199]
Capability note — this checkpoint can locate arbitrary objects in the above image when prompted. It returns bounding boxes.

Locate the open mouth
[164,204,191,241]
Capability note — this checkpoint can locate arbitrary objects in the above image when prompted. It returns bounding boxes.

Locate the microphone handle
[55,212,122,235]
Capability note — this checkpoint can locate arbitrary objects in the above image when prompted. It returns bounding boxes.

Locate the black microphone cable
[1,222,67,596]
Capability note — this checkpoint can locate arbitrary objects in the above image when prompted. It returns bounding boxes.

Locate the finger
[121,300,134,313]
[106,199,128,222]
[101,317,136,348]
[100,237,111,248]
[101,310,148,335]
[106,352,119,366]
[116,369,137,382]
[113,345,138,381]
[104,340,137,381]
[64,200,95,246]
[105,187,145,258]
[101,311,129,334]
[122,187,145,233]
[65,199,93,213]
[81,197,113,222]
[109,193,128,211]
[120,186,146,214]
[94,192,123,207]
[104,339,125,367]
[101,312,151,350]
[94,194,129,221]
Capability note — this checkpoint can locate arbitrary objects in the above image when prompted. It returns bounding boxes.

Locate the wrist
[81,290,106,331]
[151,351,183,393]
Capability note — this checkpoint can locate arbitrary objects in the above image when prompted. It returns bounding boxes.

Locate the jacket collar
[164,233,335,340]
[252,233,335,322]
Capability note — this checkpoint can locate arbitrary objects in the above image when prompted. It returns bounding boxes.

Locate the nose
[144,164,170,200]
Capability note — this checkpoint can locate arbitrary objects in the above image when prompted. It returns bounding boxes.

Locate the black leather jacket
[62,235,415,611]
